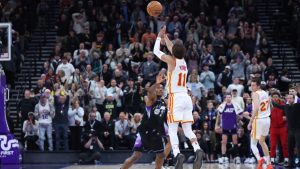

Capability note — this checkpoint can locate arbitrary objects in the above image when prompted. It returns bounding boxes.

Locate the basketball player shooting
[248,78,273,169]
[153,26,204,169]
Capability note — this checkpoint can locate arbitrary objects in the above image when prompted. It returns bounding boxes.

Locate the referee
[272,94,300,168]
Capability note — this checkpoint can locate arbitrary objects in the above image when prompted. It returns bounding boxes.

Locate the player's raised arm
[153,26,174,64]
[164,33,173,54]
[146,72,165,104]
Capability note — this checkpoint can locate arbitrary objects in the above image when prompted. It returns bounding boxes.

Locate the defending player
[153,26,204,169]
[248,78,273,169]
[121,72,171,169]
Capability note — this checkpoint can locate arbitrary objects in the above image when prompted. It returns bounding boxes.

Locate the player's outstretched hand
[158,26,166,38]
[156,72,165,84]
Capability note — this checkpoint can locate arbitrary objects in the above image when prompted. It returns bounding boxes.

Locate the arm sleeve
[153,37,165,59]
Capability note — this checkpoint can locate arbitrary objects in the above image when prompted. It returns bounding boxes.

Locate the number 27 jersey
[167,58,188,94]
[256,90,271,119]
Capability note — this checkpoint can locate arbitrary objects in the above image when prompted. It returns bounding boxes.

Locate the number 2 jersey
[167,58,188,94]
[255,90,271,119]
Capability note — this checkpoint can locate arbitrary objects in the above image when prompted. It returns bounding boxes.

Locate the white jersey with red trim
[255,90,271,119]
[167,58,188,94]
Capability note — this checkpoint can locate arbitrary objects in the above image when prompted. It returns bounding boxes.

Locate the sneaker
[235,157,241,164]
[266,164,273,169]
[174,153,185,169]
[193,149,204,169]
[218,157,224,164]
[224,157,229,164]
[244,158,250,164]
[257,158,265,169]
[248,157,256,164]
[109,147,114,150]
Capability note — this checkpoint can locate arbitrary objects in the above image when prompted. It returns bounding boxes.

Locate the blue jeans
[38,123,53,151]
[54,124,69,151]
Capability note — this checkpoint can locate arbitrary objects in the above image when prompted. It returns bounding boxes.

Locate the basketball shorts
[167,92,193,124]
[251,117,270,140]
[133,133,165,153]
[222,128,237,135]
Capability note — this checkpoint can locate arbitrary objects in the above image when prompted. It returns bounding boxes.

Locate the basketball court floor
[20,163,286,169]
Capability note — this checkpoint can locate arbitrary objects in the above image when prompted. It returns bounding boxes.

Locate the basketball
[147,1,163,17]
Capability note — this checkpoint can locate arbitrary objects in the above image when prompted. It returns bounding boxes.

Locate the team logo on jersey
[0,135,19,157]
[179,65,187,71]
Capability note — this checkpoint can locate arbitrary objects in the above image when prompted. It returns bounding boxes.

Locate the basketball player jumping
[153,26,204,169]
[121,72,171,169]
[248,78,273,169]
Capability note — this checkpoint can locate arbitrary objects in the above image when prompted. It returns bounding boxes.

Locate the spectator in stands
[56,56,75,79]
[246,57,261,80]
[140,52,158,84]
[72,9,88,35]
[204,101,217,131]
[266,73,278,89]
[68,98,84,150]
[186,74,205,100]
[264,58,278,78]
[279,69,292,92]
[65,30,80,53]
[55,14,69,42]
[84,112,101,138]
[83,65,96,80]
[201,122,216,162]
[90,80,106,116]
[34,94,55,151]
[100,112,115,150]
[236,127,251,162]
[115,112,131,149]
[217,65,233,90]
[230,53,248,80]
[192,111,202,134]
[128,113,141,146]
[123,78,142,114]
[201,46,216,67]
[116,41,130,64]
[231,89,245,110]
[141,27,156,45]
[53,91,70,151]
[36,0,49,29]
[90,52,102,75]
[73,43,89,60]
[18,89,37,126]
[22,112,39,150]
[106,79,123,116]
[200,64,216,90]
[227,77,244,96]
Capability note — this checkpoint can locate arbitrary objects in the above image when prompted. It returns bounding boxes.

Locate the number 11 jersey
[167,58,188,94]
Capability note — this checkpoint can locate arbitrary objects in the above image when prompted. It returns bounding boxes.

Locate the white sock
[271,158,275,162]
[284,158,289,162]
[173,148,180,157]
[181,123,200,152]
[254,153,261,161]
[191,141,200,152]
[264,156,270,164]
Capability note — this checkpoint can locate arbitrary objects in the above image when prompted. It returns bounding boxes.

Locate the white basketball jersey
[38,102,52,124]
[255,90,271,118]
[167,59,188,94]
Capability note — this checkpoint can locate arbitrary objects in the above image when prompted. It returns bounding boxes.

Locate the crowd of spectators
[15,0,300,165]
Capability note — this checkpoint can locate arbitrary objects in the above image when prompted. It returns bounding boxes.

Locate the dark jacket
[17,98,37,122]
[273,102,300,130]
[53,96,70,125]
[84,120,102,138]
[100,120,115,139]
